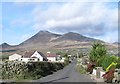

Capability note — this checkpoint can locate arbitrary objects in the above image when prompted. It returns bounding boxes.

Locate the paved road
[33,60,95,83]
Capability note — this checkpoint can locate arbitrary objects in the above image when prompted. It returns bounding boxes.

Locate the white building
[47,53,65,62]
[21,51,47,62]
[9,53,22,61]
[47,53,57,62]
[59,57,65,62]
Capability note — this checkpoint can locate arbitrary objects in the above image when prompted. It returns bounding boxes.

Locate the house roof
[47,53,57,57]
[24,51,35,58]
[9,53,22,57]
[38,51,47,60]
[24,51,47,60]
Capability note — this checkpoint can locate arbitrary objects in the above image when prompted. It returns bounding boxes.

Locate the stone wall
[1,61,65,80]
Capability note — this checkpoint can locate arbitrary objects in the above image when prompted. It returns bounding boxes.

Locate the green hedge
[116,57,120,69]
[2,61,65,80]
[101,55,118,70]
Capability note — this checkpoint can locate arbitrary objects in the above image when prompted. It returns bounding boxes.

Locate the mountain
[17,31,103,48]
[0,43,12,48]
[3,31,103,49]
[2,31,118,56]
[52,32,100,42]
[2,31,105,52]
[1,31,119,58]
[113,42,120,45]
[19,31,61,46]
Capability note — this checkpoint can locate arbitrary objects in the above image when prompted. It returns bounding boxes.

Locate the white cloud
[1,0,119,2]
[31,2,118,42]
[94,31,118,43]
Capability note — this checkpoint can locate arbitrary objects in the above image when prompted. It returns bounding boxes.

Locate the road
[33,60,95,83]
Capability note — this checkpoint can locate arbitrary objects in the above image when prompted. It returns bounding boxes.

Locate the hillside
[1,31,117,56]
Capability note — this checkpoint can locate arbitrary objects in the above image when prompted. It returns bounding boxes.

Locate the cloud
[2,1,118,44]
[94,31,118,43]
[1,0,119,2]
[31,2,118,43]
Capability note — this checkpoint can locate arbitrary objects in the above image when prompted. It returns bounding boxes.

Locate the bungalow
[20,51,48,62]
[47,53,57,62]
[47,53,65,62]
[9,53,22,61]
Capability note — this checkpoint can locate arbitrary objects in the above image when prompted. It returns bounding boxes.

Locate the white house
[20,51,48,62]
[47,53,57,62]
[47,53,65,62]
[60,57,65,62]
[9,53,22,61]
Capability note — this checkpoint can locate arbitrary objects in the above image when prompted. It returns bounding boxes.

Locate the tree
[89,42,107,66]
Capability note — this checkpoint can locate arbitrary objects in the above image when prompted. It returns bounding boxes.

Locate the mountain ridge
[1,31,103,48]
[1,31,118,57]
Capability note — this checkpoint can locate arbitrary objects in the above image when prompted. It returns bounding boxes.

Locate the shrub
[116,57,120,69]
[102,55,118,70]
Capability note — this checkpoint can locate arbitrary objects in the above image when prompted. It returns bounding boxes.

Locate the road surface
[33,60,95,83]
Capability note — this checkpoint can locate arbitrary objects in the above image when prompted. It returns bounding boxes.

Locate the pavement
[90,74,104,82]
[33,60,95,83]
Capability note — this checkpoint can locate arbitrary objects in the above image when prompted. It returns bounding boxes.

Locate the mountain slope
[2,31,118,56]
[0,43,12,48]
[19,31,61,46]
[52,32,100,42]
[113,42,120,45]
[2,31,104,51]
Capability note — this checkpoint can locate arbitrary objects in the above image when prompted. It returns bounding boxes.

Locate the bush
[102,55,118,70]
[116,57,120,69]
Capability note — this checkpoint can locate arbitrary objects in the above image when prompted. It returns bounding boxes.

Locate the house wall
[20,58,40,62]
[9,54,22,61]
[47,57,56,62]
[31,51,43,61]
[20,58,29,62]
[60,57,65,62]
[92,69,105,78]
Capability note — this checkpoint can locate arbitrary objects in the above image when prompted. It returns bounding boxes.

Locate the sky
[1,0,119,45]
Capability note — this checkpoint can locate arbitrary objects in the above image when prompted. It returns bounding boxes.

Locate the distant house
[20,51,48,62]
[47,53,57,62]
[9,53,22,61]
[58,55,65,62]
[47,53,65,62]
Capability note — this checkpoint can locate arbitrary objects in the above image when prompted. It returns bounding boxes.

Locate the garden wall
[1,61,65,80]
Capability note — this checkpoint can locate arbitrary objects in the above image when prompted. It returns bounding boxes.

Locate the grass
[76,64,87,74]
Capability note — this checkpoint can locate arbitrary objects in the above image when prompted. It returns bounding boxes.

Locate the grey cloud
[50,23,106,36]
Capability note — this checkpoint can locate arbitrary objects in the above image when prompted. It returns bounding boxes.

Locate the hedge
[102,55,118,70]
